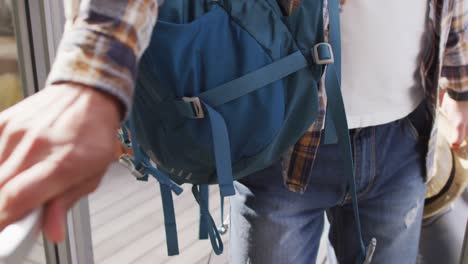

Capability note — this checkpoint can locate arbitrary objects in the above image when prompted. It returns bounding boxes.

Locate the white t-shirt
[340,0,428,129]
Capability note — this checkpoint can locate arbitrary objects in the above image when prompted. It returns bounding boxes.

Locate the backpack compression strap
[121,121,224,256]
[120,119,184,256]
[198,186,229,241]
[198,185,210,240]
[192,185,224,255]
[325,0,376,263]
[173,48,315,208]
[172,50,313,201]
[174,50,309,110]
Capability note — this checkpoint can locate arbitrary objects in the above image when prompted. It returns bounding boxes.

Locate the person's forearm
[47,0,161,119]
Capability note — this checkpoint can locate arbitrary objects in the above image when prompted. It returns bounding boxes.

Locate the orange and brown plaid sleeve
[278,0,302,15]
[46,0,161,119]
[440,0,468,94]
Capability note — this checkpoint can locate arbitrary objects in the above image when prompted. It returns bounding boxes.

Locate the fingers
[41,200,67,243]
[449,121,467,149]
[0,150,87,231]
[438,89,446,106]
[441,93,468,149]
[42,174,102,243]
[0,160,62,231]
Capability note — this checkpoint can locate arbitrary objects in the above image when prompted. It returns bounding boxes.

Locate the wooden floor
[20,163,329,264]
[88,163,230,264]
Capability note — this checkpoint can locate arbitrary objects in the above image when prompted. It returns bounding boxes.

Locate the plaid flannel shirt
[284,0,468,193]
[47,0,161,118]
[49,0,468,193]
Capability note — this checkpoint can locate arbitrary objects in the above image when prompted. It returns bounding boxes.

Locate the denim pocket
[404,101,433,143]
[404,117,421,142]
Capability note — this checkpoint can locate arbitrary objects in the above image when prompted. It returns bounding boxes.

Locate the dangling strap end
[199,185,210,240]
[136,175,150,182]
[160,185,180,256]
[171,184,184,195]
[165,222,180,256]
[219,184,236,197]
[145,166,184,195]
[192,185,224,255]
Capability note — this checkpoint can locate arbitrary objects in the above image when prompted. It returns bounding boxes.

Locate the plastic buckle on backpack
[118,153,147,179]
[182,97,205,119]
[313,42,334,65]
[116,129,131,148]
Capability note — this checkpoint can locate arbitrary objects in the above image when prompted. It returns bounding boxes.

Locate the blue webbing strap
[322,111,338,144]
[173,50,308,118]
[199,185,210,240]
[172,49,312,201]
[192,185,224,255]
[125,120,149,182]
[126,119,183,193]
[127,119,145,173]
[327,0,367,262]
[126,118,183,256]
[327,65,366,264]
[127,120,138,155]
[200,51,307,107]
[144,166,184,195]
[160,184,180,256]
[121,125,132,146]
[201,102,236,198]
[138,162,183,256]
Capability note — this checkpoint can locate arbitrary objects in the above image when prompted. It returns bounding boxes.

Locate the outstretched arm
[0,0,161,242]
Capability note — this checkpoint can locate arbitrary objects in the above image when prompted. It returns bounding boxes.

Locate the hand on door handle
[0,83,120,243]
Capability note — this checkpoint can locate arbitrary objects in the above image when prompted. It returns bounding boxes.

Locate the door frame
[11,1,95,263]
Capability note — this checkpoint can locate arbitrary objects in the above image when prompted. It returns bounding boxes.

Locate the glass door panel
[0,0,22,112]
[0,1,47,263]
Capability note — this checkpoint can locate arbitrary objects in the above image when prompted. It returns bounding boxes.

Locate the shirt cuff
[46,28,137,120]
[440,64,468,93]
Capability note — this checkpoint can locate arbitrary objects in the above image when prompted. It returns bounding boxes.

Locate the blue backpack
[119,0,374,263]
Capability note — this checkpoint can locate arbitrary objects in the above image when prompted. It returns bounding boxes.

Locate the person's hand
[441,91,468,149]
[0,83,120,243]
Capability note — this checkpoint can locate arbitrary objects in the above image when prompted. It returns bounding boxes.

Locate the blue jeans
[229,115,427,264]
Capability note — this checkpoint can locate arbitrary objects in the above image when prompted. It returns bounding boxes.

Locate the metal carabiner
[217,213,230,235]
[118,154,146,180]
[117,129,132,148]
